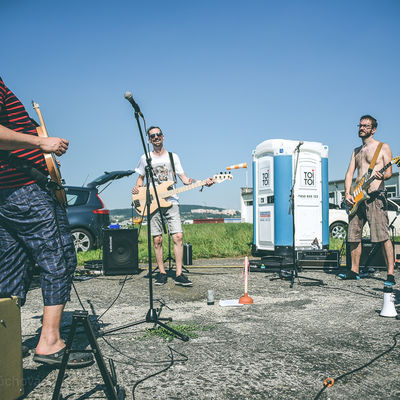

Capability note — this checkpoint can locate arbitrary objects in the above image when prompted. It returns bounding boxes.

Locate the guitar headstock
[212,172,233,183]
[392,156,400,167]
[32,100,40,110]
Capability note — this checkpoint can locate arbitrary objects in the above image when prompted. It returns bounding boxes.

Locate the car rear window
[66,189,90,207]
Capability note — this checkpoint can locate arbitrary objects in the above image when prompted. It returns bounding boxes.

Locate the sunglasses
[149,132,163,139]
[357,124,372,129]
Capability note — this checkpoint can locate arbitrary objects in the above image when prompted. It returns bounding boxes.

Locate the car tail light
[93,208,109,214]
[92,194,110,215]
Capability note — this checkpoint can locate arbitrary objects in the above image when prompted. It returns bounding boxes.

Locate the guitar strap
[168,152,177,184]
[368,142,383,174]
[0,151,55,192]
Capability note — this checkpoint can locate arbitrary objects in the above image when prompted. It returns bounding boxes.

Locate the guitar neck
[364,161,393,187]
[32,102,49,137]
[161,179,207,198]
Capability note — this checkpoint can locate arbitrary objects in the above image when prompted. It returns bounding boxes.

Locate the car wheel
[71,228,94,252]
[330,222,347,240]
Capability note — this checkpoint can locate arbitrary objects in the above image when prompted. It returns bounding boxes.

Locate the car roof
[86,170,134,188]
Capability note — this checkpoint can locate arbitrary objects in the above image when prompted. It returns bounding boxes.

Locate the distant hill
[110,204,239,223]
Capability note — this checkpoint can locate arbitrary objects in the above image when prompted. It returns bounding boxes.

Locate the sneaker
[155,273,167,286]
[337,270,360,280]
[174,273,193,286]
[384,274,396,286]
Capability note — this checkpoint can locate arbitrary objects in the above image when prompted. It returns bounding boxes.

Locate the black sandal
[33,346,93,368]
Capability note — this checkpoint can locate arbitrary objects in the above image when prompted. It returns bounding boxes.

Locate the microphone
[295,141,304,152]
[124,92,142,114]
[226,162,247,170]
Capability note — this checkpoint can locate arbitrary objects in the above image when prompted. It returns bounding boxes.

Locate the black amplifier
[296,250,340,270]
[345,239,393,270]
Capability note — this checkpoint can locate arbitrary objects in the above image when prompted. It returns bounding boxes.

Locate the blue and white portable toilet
[252,139,329,258]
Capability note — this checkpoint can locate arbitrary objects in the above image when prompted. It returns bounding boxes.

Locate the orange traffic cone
[239,257,253,304]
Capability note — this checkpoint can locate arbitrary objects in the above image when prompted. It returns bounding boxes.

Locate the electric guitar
[32,101,67,205]
[346,156,400,217]
[132,173,233,215]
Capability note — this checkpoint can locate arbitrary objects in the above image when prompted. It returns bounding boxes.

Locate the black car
[65,170,134,252]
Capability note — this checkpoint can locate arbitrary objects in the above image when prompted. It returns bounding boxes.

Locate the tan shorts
[150,204,182,236]
[347,192,389,243]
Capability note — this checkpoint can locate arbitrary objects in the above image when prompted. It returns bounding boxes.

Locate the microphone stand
[99,96,189,342]
[286,142,323,288]
[287,143,302,288]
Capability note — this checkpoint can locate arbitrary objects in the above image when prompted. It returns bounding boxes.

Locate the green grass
[76,223,399,266]
[141,322,215,342]
[77,223,253,265]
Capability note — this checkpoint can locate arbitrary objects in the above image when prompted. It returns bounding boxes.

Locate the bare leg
[35,304,66,355]
[172,232,184,276]
[382,239,394,276]
[153,235,166,274]
[349,242,362,274]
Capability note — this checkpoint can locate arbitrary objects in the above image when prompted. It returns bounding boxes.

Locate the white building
[240,187,253,223]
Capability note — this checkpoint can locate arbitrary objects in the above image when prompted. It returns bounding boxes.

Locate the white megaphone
[380,286,397,318]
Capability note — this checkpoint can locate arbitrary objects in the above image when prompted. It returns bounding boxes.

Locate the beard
[358,130,373,138]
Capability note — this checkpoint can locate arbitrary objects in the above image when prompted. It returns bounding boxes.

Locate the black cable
[323,284,381,299]
[100,334,187,365]
[95,274,129,323]
[49,190,88,312]
[71,281,86,311]
[313,331,400,400]
[132,345,188,400]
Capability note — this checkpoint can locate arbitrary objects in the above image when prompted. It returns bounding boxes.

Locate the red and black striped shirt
[0,77,47,188]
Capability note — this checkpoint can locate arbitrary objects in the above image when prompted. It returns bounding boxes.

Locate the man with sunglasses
[132,126,214,286]
[338,115,395,285]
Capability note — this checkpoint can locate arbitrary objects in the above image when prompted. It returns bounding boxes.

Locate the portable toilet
[252,139,329,258]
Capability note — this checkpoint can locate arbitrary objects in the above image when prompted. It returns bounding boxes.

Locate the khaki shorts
[150,204,182,236]
[347,193,389,243]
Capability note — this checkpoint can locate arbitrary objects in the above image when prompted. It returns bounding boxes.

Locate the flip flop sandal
[33,346,93,368]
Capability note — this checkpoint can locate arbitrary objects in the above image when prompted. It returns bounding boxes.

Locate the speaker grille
[103,229,139,275]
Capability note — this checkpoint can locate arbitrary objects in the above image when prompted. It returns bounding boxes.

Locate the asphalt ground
[17,258,400,399]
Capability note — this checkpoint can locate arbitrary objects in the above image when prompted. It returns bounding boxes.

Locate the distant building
[240,187,253,223]
[191,208,238,215]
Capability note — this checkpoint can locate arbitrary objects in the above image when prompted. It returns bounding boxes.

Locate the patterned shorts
[0,184,77,306]
[150,204,182,236]
[347,192,390,243]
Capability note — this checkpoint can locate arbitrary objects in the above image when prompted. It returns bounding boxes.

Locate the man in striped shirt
[0,76,92,367]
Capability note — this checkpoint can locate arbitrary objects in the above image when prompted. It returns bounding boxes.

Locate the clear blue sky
[3,0,399,210]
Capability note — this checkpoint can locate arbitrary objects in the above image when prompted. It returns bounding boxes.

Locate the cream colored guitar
[32,101,67,205]
[132,173,233,215]
[346,156,400,217]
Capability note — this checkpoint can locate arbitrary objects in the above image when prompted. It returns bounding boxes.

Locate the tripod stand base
[100,307,189,342]
[52,310,123,400]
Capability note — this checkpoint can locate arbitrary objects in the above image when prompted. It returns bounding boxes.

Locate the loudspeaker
[346,239,394,270]
[102,229,139,275]
[0,296,23,400]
